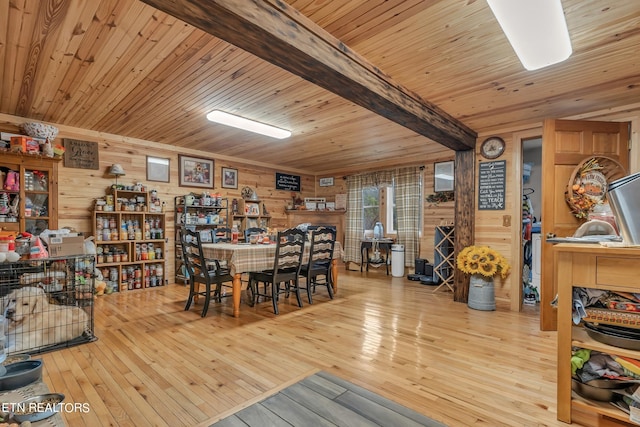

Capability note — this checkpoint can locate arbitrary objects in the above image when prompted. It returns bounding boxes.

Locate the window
[362,186,380,231]
[363,185,397,235]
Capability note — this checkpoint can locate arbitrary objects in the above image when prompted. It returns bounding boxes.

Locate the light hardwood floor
[36,267,587,427]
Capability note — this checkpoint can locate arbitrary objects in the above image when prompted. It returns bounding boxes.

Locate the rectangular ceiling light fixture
[487,0,572,71]
[206,110,292,139]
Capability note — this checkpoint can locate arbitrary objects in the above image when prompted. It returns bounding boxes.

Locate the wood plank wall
[314,163,456,268]
[0,115,320,283]
[5,105,637,308]
[2,113,456,290]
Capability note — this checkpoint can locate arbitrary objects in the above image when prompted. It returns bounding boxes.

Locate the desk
[202,242,343,317]
[360,239,394,275]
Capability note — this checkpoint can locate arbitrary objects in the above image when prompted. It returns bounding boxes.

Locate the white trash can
[391,244,405,277]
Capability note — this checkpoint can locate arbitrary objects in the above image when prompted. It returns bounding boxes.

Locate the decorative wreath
[426,191,455,205]
[565,156,626,220]
[241,186,254,200]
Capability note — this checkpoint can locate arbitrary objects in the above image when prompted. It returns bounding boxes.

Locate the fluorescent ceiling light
[206,110,291,139]
[487,0,572,71]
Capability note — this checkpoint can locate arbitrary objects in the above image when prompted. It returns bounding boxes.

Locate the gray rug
[211,371,447,426]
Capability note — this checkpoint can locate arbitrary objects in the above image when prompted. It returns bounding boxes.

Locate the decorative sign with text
[63,139,99,170]
[478,160,506,210]
[275,172,301,191]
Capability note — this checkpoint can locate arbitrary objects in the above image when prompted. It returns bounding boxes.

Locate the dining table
[202,241,343,317]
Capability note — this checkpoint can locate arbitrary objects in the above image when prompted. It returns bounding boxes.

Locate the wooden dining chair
[213,227,232,243]
[247,228,305,314]
[299,227,336,304]
[244,227,266,242]
[180,227,234,317]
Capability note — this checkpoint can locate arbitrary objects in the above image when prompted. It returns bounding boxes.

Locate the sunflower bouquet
[456,245,511,279]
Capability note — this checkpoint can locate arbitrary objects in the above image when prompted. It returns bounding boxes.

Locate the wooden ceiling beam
[139,0,477,150]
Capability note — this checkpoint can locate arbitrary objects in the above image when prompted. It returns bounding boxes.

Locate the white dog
[2,286,89,352]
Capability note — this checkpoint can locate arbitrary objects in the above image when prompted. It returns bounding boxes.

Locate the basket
[565,156,627,219]
[19,122,59,141]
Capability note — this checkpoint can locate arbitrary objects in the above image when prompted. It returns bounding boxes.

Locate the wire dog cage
[0,255,96,356]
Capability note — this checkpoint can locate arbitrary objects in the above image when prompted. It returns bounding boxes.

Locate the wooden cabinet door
[540,119,629,331]
[0,153,58,236]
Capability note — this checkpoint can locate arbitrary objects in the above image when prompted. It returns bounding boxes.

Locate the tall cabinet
[93,189,166,292]
[0,152,58,235]
[556,244,640,425]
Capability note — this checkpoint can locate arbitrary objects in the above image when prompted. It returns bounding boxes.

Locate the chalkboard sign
[63,139,99,170]
[478,160,506,210]
[275,172,301,191]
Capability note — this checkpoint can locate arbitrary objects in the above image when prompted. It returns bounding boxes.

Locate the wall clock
[480,136,506,159]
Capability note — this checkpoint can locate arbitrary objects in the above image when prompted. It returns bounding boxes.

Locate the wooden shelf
[93,193,167,293]
[232,199,271,234]
[556,245,640,425]
[572,395,632,424]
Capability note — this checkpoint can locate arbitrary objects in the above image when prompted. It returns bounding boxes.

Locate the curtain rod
[342,164,425,179]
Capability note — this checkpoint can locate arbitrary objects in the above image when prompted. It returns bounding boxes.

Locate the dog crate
[0,255,96,356]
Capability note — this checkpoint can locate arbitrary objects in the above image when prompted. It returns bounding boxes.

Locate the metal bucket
[468,275,496,311]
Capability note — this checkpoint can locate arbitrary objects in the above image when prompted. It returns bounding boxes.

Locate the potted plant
[456,245,511,311]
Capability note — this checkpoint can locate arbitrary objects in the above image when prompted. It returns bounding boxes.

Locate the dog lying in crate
[1,286,89,352]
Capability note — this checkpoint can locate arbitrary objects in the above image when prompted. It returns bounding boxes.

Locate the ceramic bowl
[0,360,43,391]
[19,122,59,141]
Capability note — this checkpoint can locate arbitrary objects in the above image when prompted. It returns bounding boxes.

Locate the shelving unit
[0,152,59,235]
[433,225,454,292]
[556,244,640,425]
[174,194,228,284]
[231,198,271,238]
[93,189,166,292]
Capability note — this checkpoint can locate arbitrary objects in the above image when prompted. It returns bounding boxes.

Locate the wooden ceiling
[1,0,639,174]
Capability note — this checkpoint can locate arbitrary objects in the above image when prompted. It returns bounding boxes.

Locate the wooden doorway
[540,119,629,331]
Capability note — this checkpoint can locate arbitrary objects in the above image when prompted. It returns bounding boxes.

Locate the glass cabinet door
[24,169,50,235]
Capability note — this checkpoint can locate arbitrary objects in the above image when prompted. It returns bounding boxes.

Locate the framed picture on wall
[146,156,170,182]
[434,161,454,192]
[221,167,238,189]
[319,177,334,187]
[179,155,214,188]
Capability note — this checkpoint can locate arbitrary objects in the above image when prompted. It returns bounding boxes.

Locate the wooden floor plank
[232,403,292,426]
[210,414,254,427]
[317,372,446,426]
[281,382,379,427]
[31,267,589,426]
[261,393,336,426]
[298,374,347,399]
